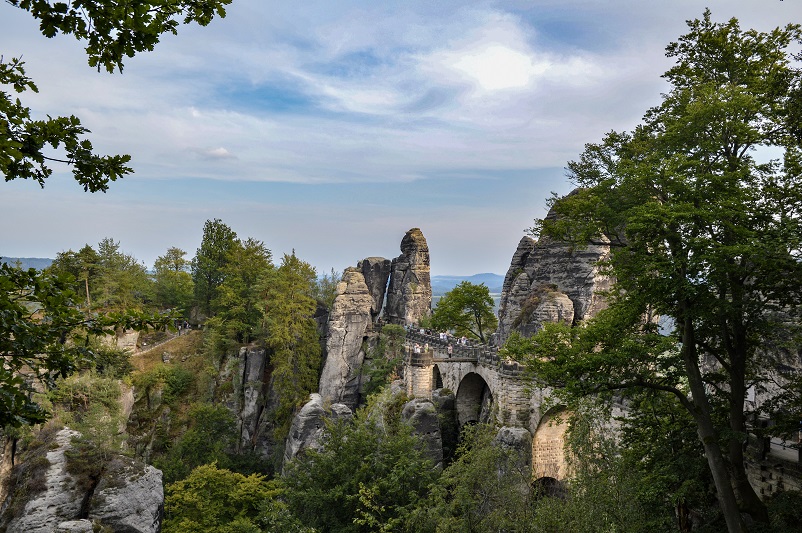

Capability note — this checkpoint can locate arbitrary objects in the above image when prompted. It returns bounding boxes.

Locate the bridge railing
[401,327,525,374]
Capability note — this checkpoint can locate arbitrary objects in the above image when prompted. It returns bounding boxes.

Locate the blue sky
[1,1,798,275]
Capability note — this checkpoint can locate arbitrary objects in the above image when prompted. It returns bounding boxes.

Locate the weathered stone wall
[532,408,570,481]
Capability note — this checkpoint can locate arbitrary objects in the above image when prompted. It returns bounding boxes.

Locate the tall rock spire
[385,228,432,326]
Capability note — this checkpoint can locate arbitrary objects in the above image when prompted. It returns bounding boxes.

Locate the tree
[153,247,194,312]
[94,237,152,310]
[507,11,802,532]
[0,262,162,426]
[46,244,100,308]
[431,281,497,343]
[409,423,537,533]
[163,463,271,533]
[192,219,238,316]
[155,403,238,484]
[313,267,341,309]
[1,1,230,427]
[8,1,232,73]
[262,252,321,438]
[3,1,231,192]
[210,238,272,344]
[282,389,437,533]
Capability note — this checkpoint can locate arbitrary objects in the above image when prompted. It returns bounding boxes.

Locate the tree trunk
[682,317,747,533]
[728,354,768,523]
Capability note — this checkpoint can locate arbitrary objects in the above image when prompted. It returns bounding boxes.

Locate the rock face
[496,207,611,344]
[283,393,352,467]
[402,398,444,469]
[494,426,533,468]
[358,257,392,322]
[386,228,432,326]
[318,268,375,409]
[89,455,164,532]
[236,345,268,452]
[2,427,162,533]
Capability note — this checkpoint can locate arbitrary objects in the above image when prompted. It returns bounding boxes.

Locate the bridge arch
[532,406,570,481]
[456,372,494,426]
[432,364,444,390]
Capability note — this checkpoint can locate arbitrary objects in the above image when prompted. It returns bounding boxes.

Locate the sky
[1,1,799,276]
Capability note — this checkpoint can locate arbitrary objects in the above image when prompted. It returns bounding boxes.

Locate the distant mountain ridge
[1,257,54,270]
[431,273,503,296]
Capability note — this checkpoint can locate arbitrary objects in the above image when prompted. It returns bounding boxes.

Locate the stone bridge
[402,329,570,482]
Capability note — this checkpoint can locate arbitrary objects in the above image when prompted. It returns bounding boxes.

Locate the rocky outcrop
[236,345,268,452]
[89,454,164,532]
[2,427,162,533]
[431,389,459,464]
[496,206,611,344]
[386,228,432,326]
[283,393,352,467]
[494,426,533,468]
[402,398,444,469]
[358,257,392,321]
[318,268,375,409]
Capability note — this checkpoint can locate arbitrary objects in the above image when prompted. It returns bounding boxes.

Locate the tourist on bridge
[447,344,453,357]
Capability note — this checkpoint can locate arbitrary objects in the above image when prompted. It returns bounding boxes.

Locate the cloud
[4,0,800,275]
[199,147,236,160]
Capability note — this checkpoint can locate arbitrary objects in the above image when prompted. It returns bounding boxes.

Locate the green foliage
[47,238,154,312]
[410,423,536,533]
[154,403,237,484]
[313,267,341,309]
[0,261,166,427]
[94,237,153,310]
[46,244,100,308]
[514,12,802,530]
[0,56,132,192]
[617,392,719,529]
[48,372,121,419]
[192,219,239,316]
[49,373,127,459]
[153,247,194,313]
[283,389,437,533]
[362,324,406,398]
[89,343,134,379]
[9,0,231,73]
[262,253,322,439]
[529,404,670,533]
[431,281,497,343]
[211,238,273,343]
[163,463,271,533]
[132,364,195,408]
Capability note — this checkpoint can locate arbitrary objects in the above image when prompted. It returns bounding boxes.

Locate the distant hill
[431,273,504,312]
[1,257,54,270]
[431,273,504,296]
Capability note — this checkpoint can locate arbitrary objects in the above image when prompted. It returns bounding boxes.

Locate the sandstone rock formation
[236,345,267,452]
[386,228,432,326]
[358,257,392,321]
[401,398,444,469]
[318,268,375,409]
[2,427,162,533]
[496,208,611,344]
[283,393,352,467]
[494,426,533,468]
[88,454,164,532]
